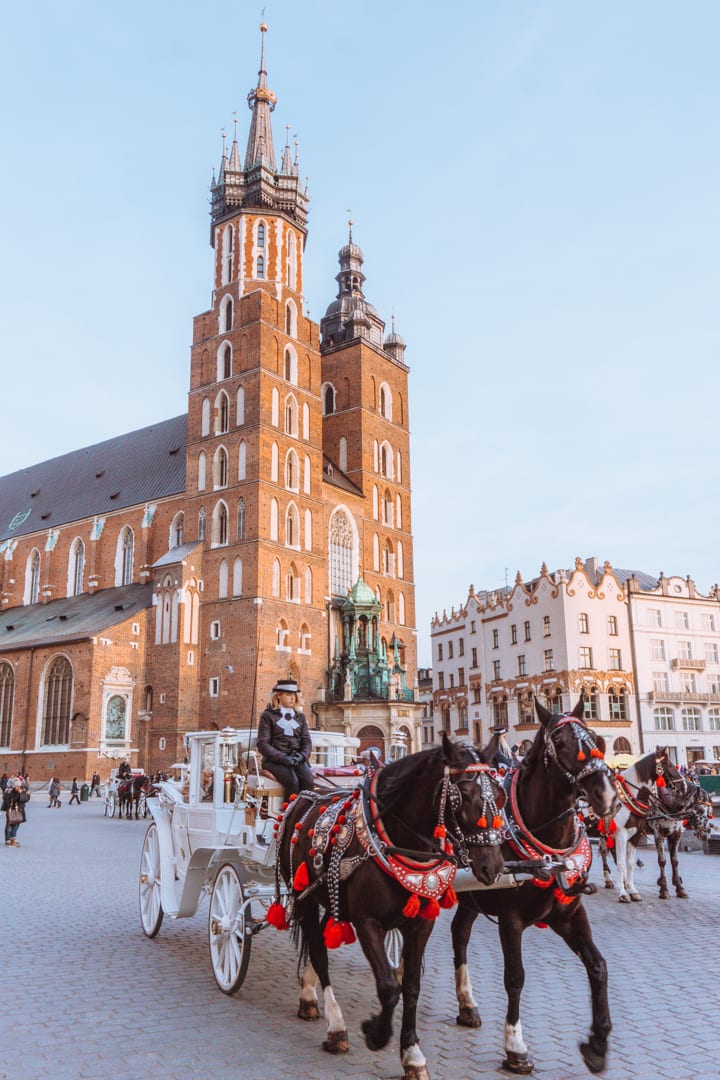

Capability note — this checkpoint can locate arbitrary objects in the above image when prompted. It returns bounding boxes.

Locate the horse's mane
[376,745,445,806]
[517,724,546,776]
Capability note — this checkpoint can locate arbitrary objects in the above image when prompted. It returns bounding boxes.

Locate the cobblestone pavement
[2,797,719,1080]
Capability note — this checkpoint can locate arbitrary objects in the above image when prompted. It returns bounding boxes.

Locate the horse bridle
[441,760,506,866]
[543,715,610,788]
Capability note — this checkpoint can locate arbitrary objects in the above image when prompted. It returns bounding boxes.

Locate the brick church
[0,27,420,782]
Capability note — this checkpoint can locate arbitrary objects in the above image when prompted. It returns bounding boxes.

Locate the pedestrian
[68,778,81,805]
[3,775,30,847]
[0,773,8,794]
[89,772,101,798]
[256,677,315,800]
[48,777,62,808]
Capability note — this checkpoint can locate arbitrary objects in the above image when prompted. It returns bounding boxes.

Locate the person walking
[3,775,30,846]
[68,778,81,806]
[48,777,62,808]
[256,677,315,799]
[89,772,101,798]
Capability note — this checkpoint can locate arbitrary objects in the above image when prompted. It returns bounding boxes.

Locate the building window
[210,620,221,640]
[492,629,499,649]
[543,616,551,637]
[702,612,716,632]
[708,707,720,731]
[458,639,464,657]
[654,707,674,731]
[237,498,245,540]
[678,640,692,660]
[328,509,355,597]
[608,688,628,721]
[584,686,600,721]
[653,671,669,692]
[0,662,14,747]
[511,624,518,645]
[233,558,243,596]
[257,222,265,248]
[41,657,73,745]
[470,620,476,633]
[471,647,478,667]
[523,621,531,641]
[214,447,228,488]
[284,395,298,437]
[651,639,665,661]
[608,648,622,670]
[437,643,443,662]
[198,507,206,541]
[69,539,85,597]
[492,660,501,680]
[118,527,134,586]
[705,642,719,665]
[681,707,701,732]
[448,641,454,660]
[256,254,265,278]
[579,646,593,669]
[472,686,481,704]
[437,672,444,690]
[212,501,229,546]
[675,611,690,630]
[216,392,229,434]
[209,677,220,698]
[458,667,465,685]
[26,549,41,604]
[607,615,618,636]
[323,383,335,415]
[648,608,662,627]
[579,613,589,634]
[171,513,184,548]
[544,649,554,671]
[518,654,526,676]
[680,671,697,693]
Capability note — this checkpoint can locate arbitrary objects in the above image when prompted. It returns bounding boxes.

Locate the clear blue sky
[2,1,719,666]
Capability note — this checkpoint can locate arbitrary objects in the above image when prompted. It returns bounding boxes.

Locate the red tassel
[577,750,586,761]
[341,921,356,945]
[293,862,310,891]
[266,902,288,930]
[324,918,343,949]
[476,816,487,828]
[591,748,604,759]
[403,893,421,918]
[609,819,617,834]
[420,898,441,920]
[492,815,503,829]
[440,885,458,909]
[656,775,666,788]
[433,825,447,839]
[606,837,615,849]
[534,921,549,929]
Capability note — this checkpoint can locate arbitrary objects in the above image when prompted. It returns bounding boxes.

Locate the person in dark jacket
[3,776,29,846]
[256,678,314,799]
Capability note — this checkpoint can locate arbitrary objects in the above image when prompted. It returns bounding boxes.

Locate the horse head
[684,785,714,839]
[439,734,506,887]
[534,695,619,819]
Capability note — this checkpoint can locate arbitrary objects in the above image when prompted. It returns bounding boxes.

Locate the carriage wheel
[105,792,116,818]
[385,928,403,973]
[139,823,164,937]
[208,863,252,994]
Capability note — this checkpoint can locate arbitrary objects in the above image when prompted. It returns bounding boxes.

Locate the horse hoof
[456,1006,482,1028]
[659,891,669,900]
[404,1066,431,1080]
[501,1051,534,1074]
[580,1041,606,1074]
[630,892,642,902]
[297,1000,320,1021]
[604,880,614,889]
[618,895,631,904]
[362,1017,391,1052]
[322,1030,349,1054]
[676,890,688,900]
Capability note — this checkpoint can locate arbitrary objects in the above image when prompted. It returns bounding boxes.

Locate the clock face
[8,508,31,532]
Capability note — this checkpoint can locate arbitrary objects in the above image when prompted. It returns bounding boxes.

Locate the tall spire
[244,23,277,171]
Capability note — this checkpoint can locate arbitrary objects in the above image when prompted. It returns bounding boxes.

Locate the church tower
[184,25,327,726]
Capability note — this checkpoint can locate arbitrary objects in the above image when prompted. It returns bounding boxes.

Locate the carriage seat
[242,752,285,799]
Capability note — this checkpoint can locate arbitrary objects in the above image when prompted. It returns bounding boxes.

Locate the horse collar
[506,769,592,890]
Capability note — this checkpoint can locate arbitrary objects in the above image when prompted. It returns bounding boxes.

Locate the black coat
[256,707,312,764]
[2,787,29,824]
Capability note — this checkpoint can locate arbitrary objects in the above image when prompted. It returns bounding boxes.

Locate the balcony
[649,691,718,704]
[671,658,705,671]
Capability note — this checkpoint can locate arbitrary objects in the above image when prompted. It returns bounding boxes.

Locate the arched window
[682,707,701,731]
[396,450,402,483]
[385,589,396,623]
[270,498,279,541]
[284,394,298,437]
[583,685,601,721]
[276,619,289,648]
[398,592,406,625]
[198,507,206,541]
[222,296,233,333]
[42,656,73,745]
[379,382,392,420]
[304,566,313,604]
[257,221,266,248]
[285,449,299,491]
[304,509,312,551]
[299,623,311,652]
[286,562,300,602]
[271,441,279,482]
[0,661,14,747]
[219,559,229,599]
[286,503,299,548]
[303,455,311,494]
[216,391,229,434]
[396,495,402,529]
[286,230,297,289]
[256,254,265,279]
[302,403,310,440]
[271,558,281,597]
[285,299,297,337]
[197,451,207,491]
[397,540,404,578]
[212,501,229,546]
[221,224,233,285]
[382,488,393,527]
[26,549,41,604]
[236,386,245,425]
[271,387,279,427]
[373,533,380,571]
[217,342,232,381]
[238,441,246,481]
[117,527,134,586]
[237,498,245,540]
[171,513,184,549]
[68,538,84,597]
[380,442,393,479]
[214,447,228,489]
[608,688,628,721]
[339,436,347,473]
[284,347,297,385]
[201,397,211,436]
[383,539,395,576]
[372,485,379,520]
[329,509,356,596]
[323,384,335,415]
[232,557,243,596]
[105,694,127,747]
[373,439,379,472]
[613,736,632,753]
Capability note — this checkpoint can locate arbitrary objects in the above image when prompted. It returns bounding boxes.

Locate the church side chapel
[0,26,420,782]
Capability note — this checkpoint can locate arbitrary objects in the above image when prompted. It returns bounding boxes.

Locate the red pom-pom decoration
[266,902,289,930]
[476,816,487,829]
[492,815,503,829]
[289,794,297,801]
[656,775,666,788]
[535,921,549,929]
[293,862,310,891]
[577,750,587,761]
[420,899,441,920]
[403,893,421,918]
[341,921,357,945]
[440,885,458,909]
[433,825,447,839]
[323,918,343,949]
[591,748,604,759]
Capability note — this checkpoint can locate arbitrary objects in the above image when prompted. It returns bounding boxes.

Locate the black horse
[451,697,618,1075]
[117,774,153,819]
[272,734,506,1080]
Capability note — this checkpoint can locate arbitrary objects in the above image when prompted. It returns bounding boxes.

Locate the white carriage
[104,768,147,818]
[138,726,361,992]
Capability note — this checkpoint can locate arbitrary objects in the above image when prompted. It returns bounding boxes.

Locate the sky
[2,1,719,667]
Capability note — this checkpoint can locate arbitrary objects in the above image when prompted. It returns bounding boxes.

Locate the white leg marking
[504,1020,527,1055]
[455,963,478,1009]
[323,985,346,1033]
[299,963,319,1005]
[402,1043,427,1068]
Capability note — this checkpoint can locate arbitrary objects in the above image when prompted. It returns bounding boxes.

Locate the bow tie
[278,712,298,736]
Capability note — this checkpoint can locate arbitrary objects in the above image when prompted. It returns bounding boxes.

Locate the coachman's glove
[286,750,304,766]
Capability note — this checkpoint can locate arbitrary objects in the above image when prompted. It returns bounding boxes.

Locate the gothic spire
[244,23,277,171]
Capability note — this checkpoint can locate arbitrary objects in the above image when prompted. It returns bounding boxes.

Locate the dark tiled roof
[612,568,659,592]
[0,415,187,543]
[322,454,364,497]
[153,541,202,568]
[0,584,153,652]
